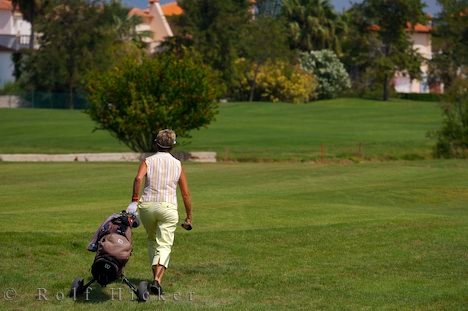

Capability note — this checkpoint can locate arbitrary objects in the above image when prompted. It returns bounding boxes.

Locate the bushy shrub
[300,50,351,99]
[432,78,468,158]
[86,51,224,152]
[233,59,317,103]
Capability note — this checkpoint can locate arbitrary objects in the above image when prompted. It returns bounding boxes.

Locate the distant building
[0,0,31,87]
[393,23,439,94]
[129,0,182,53]
[128,0,256,53]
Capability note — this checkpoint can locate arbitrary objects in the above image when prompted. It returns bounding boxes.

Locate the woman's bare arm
[132,161,147,202]
[178,167,192,223]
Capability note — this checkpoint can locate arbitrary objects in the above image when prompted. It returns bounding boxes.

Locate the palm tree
[112,14,153,50]
[11,0,50,49]
[282,0,347,53]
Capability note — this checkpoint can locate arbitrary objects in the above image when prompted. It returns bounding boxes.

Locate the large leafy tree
[429,0,468,89]
[343,0,426,100]
[11,0,50,49]
[281,0,347,54]
[87,51,223,152]
[173,0,251,87]
[18,0,142,108]
[340,6,380,94]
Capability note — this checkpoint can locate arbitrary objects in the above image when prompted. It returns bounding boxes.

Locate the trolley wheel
[136,281,149,302]
[69,277,85,298]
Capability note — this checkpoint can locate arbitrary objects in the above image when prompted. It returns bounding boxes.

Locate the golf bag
[70,209,149,302]
[91,212,134,286]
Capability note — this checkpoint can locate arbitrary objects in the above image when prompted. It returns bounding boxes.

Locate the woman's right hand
[182,217,193,230]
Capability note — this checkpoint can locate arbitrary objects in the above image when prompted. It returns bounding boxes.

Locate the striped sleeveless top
[141,152,182,206]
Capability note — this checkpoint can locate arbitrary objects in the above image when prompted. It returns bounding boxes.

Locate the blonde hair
[155,129,176,149]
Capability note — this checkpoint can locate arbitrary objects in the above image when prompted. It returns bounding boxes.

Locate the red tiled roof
[129,7,151,18]
[369,23,431,33]
[157,1,254,17]
[408,22,431,33]
[161,2,183,16]
[0,0,12,11]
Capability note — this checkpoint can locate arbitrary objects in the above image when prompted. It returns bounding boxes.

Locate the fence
[1,91,89,109]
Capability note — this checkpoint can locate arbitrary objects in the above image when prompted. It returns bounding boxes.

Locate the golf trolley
[69,275,149,302]
[69,210,150,302]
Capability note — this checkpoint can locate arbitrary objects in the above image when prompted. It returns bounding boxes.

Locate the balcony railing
[0,34,32,50]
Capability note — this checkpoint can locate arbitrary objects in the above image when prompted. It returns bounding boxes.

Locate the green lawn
[0,161,467,310]
[0,108,126,154]
[0,98,442,160]
[185,99,442,161]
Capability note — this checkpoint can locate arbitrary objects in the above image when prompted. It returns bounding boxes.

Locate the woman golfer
[130,129,192,296]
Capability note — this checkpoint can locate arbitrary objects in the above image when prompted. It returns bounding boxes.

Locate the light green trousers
[138,201,179,268]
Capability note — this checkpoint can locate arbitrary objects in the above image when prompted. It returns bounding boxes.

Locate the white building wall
[0,11,13,34]
[14,15,31,37]
[410,32,431,93]
[0,51,14,86]
[1,10,31,36]
[394,75,411,93]
[411,32,431,60]
[0,8,31,87]
[147,2,173,52]
[394,31,432,94]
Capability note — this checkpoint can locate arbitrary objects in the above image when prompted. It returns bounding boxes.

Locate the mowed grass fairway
[0,108,126,154]
[0,98,441,160]
[1,161,467,310]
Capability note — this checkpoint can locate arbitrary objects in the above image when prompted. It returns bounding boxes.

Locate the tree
[281,0,347,54]
[238,17,292,101]
[429,0,468,89]
[12,0,50,49]
[346,0,426,100]
[173,0,251,88]
[18,0,143,108]
[340,6,372,93]
[86,51,224,152]
[432,77,468,158]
